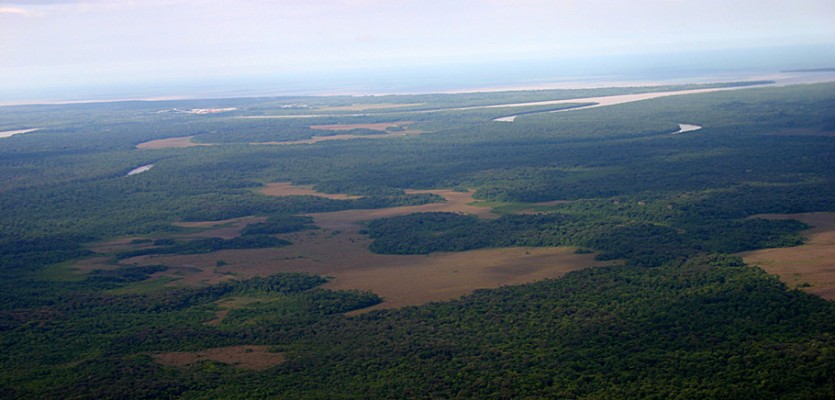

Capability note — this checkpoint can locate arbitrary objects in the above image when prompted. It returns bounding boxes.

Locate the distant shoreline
[3,70,835,107]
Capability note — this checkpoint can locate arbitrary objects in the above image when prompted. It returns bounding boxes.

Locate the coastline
[3,70,835,108]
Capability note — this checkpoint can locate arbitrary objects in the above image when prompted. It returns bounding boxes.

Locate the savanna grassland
[1,80,835,399]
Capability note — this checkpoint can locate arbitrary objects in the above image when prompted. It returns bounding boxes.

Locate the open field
[310,121,413,132]
[136,135,210,149]
[464,199,575,216]
[173,216,268,239]
[739,212,835,299]
[152,345,285,370]
[306,189,500,229]
[81,216,267,255]
[258,182,362,199]
[111,188,606,309]
[70,216,265,275]
[328,246,607,313]
[128,234,608,311]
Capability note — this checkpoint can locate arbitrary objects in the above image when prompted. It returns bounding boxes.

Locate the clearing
[739,212,835,299]
[172,216,268,240]
[70,216,266,276]
[108,187,608,310]
[152,345,285,370]
[125,235,607,312]
[258,182,362,199]
[136,136,210,149]
[306,189,500,228]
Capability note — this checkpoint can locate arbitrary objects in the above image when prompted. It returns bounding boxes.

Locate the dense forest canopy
[1,81,834,398]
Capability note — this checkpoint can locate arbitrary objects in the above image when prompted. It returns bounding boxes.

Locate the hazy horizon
[2,0,835,104]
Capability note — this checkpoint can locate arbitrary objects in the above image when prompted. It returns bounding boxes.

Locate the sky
[2,0,835,102]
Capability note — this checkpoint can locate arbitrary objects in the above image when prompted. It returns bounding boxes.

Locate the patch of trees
[85,265,169,286]
[363,212,580,255]
[0,235,93,272]
[177,192,444,222]
[219,289,382,330]
[14,253,835,399]
[4,84,833,244]
[0,272,383,399]
[150,256,835,399]
[682,218,807,253]
[680,182,835,220]
[115,235,291,260]
[362,210,808,267]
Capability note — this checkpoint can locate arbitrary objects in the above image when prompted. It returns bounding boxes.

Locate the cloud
[0,6,27,15]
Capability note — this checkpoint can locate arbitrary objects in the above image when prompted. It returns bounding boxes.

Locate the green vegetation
[115,235,291,260]
[1,80,834,398]
[363,206,807,266]
[192,256,835,399]
[85,264,169,286]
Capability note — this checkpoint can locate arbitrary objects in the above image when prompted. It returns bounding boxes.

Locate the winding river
[674,124,702,134]
[491,86,759,123]
[127,164,154,176]
[0,128,40,138]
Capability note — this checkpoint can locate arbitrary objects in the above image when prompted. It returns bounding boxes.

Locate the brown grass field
[258,182,361,199]
[126,236,608,312]
[304,189,500,228]
[173,216,268,239]
[70,217,265,275]
[152,345,285,370]
[309,121,413,132]
[739,212,835,299]
[136,135,210,149]
[112,188,611,310]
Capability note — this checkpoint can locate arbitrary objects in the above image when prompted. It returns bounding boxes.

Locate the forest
[1,80,834,398]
